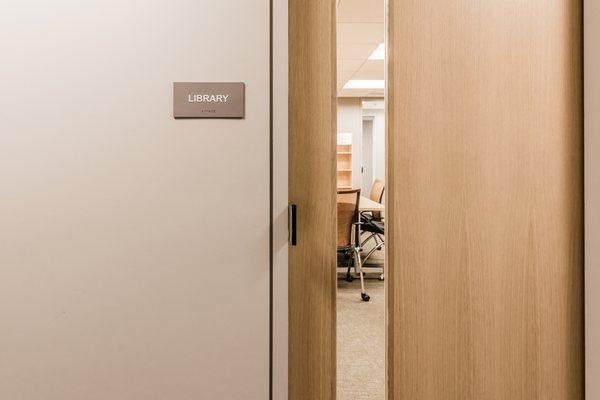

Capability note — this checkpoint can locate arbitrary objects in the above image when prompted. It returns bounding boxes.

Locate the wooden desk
[359,196,385,213]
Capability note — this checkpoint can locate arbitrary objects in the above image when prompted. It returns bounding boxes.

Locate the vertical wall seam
[269,0,274,399]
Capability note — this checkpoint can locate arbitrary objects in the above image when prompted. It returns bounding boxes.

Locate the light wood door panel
[386,1,583,399]
[289,1,337,399]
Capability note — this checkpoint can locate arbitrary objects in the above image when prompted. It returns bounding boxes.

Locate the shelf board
[337,169,352,172]
[337,152,352,155]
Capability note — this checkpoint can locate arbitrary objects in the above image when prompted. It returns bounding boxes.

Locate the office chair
[360,179,385,280]
[337,188,370,302]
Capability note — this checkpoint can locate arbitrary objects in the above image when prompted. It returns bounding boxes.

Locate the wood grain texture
[386,1,583,399]
[289,1,337,399]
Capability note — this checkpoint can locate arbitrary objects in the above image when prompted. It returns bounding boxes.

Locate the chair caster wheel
[361,293,370,302]
[378,275,385,281]
[345,274,355,282]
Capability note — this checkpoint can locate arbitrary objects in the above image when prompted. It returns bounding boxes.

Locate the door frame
[584,0,599,398]
[272,0,289,399]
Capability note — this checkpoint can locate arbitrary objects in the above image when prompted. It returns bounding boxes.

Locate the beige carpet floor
[337,277,385,400]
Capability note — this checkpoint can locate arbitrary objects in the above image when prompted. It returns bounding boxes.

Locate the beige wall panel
[386,0,583,399]
[0,1,270,399]
[289,0,337,399]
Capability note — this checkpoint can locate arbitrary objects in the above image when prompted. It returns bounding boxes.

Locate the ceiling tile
[337,0,385,23]
[337,44,379,60]
[338,59,365,72]
[336,0,385,94]
[337,22,384,44]
[351,60,384,80]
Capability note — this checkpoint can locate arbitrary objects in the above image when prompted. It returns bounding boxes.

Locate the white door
[361,118,374,195]
[0,1,270,399]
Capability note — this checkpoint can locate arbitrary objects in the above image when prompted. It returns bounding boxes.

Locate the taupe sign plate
[173,82,245,119]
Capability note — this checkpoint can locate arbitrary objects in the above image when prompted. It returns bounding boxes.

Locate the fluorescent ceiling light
[343,80,385,89]
[368,42,385,60]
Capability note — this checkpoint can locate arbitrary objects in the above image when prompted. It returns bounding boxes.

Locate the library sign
[173,82,245,118]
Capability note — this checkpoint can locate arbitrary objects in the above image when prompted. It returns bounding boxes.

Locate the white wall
[362,103,385,184]
[338,98,363,188]
[585,1,599,398]
[0,1,271,399]
[337,98,385,193]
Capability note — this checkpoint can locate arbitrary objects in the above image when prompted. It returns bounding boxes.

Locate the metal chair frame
[337,188,370,301]
[359,180,386,279]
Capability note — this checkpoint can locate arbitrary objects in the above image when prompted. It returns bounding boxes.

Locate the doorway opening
[335,1,386,399]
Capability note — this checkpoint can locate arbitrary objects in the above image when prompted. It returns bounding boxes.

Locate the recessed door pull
[289,203,297,246]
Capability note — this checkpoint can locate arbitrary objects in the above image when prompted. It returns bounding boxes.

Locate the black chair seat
[362,220,384,235]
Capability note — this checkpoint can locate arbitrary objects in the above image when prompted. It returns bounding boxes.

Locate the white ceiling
[337,0,385,97]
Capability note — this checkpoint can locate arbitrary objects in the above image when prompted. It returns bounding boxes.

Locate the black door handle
[289,203,297,246]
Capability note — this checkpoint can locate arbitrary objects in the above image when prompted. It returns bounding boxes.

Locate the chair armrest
[360,211,374,222]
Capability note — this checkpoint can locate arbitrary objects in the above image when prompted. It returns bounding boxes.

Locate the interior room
[335,1,385,399]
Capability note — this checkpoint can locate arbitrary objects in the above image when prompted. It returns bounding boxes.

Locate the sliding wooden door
[289,1,337,399]
[386,1,583,399]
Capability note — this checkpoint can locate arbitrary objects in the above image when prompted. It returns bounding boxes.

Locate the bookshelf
[337,133,353,188]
